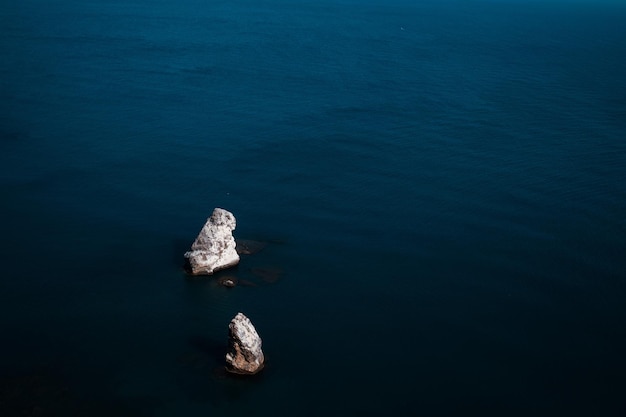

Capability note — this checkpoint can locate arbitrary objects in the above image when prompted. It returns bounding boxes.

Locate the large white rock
[225,313,265,375]
[184,208,240,275]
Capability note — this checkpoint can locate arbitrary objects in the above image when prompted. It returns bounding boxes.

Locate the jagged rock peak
[184,208,240,275]
[225,312,265,375]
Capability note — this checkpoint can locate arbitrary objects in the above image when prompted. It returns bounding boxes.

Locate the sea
[1,0,625,415]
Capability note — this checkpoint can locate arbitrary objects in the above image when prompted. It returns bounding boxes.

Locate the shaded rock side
[184,208,240,275]
[225,313,265,375]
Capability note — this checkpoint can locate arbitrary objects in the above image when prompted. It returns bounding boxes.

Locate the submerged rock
[184,208,240,275]
[235,239,268,255]
[225,313,265,375]
[218,276,238,288]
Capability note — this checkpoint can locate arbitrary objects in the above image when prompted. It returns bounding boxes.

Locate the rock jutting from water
[225,313,265,375]
[184,208,240,275]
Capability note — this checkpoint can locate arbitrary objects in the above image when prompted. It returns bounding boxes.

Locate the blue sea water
[1,0,626,415]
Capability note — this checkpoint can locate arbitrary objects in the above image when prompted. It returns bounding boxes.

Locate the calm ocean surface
[1,0,625,415]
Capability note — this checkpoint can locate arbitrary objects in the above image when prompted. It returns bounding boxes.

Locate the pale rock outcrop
[184,208,240,275]
[225,313,265,375]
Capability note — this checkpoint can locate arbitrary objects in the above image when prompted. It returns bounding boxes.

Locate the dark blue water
[2,0,625,415]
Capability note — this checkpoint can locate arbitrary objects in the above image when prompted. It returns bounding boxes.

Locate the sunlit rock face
[184,208,240,275]
[225,313,265,375]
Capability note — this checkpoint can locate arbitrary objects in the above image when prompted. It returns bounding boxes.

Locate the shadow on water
[197,266,286,289]
[174,233,288,288]
[235,239,268,255]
